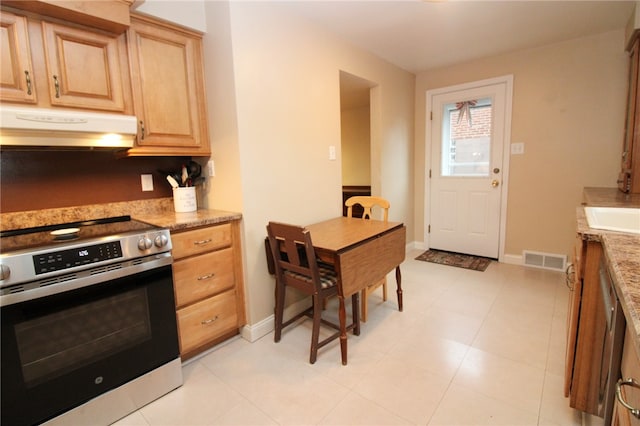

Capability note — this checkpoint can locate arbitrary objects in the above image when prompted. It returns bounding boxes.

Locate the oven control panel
[33,241,123,275]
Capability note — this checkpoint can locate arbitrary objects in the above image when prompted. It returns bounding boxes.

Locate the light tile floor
[114,249,596,426]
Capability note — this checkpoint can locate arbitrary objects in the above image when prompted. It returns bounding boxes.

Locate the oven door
[1,264,180,426]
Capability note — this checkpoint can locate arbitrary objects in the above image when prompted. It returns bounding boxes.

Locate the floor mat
[415,249,492,272]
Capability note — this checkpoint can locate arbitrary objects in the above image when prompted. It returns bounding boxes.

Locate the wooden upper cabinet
[125,14,211,157]
[1,0,133,34]
[41,21,130,112]
[1,11,37,104]
[621,36,640,193]
[0,8,132,113]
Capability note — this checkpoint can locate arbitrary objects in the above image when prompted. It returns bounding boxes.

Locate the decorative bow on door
[456,100,477,126]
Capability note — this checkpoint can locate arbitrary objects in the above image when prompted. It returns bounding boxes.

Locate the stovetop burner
[1,216,157,253]
[0,215,172,292]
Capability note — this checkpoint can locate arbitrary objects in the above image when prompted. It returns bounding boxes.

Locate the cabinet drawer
[176,290,238,355]
[173,247,235,308]
[171,224,231,259]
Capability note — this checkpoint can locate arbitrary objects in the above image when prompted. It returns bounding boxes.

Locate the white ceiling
[280,0,636,74]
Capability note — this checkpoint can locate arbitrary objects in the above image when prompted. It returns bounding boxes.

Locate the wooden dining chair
[266,221,359,364]
[345,196,390,322]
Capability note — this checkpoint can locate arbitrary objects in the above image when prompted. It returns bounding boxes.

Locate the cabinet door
[127,15,210,156]
[41,21,129,112]
[622,37,640,193]
[0,11,37,104]
[565,236,585,396]
[623,40,638,175]
[570,240,606,415]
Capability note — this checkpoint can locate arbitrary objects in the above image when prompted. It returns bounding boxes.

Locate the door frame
[424,75,513,262]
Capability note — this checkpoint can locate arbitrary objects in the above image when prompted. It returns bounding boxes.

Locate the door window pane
[441,97,492,177]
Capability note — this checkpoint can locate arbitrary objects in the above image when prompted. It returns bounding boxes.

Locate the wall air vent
[523,250,567,272]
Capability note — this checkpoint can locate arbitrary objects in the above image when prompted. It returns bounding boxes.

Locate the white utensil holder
[173,187,197,212]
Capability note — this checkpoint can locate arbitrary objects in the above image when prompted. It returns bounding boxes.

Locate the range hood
[0,106,137,149]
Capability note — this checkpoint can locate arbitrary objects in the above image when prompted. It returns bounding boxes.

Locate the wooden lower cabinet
[612,326,640,426]
[565,235,586,396]
[171,220,245,360]
[565,237,606,415]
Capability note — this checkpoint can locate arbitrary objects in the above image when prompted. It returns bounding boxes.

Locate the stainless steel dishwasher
[598,257,626,425]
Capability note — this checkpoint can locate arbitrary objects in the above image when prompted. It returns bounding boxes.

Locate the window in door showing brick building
[441,97,493,177]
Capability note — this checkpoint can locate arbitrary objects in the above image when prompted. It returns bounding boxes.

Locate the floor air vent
[523,250,566,272]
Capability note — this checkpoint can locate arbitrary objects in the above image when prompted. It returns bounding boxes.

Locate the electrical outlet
[141,174,154,191]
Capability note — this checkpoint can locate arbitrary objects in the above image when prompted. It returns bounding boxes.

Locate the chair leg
[274,281,285,343]
[310,294,322,364]
[382,278,388,301]
[352,292,360,336]
[360,288,368,323]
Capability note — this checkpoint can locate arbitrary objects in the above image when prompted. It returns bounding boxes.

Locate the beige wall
[201,1,243,213]
[341,106,371,186]
[414,29,627,259]
[202,2,415,329]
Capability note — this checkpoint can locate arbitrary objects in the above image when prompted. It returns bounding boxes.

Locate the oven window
[15,287,152,388]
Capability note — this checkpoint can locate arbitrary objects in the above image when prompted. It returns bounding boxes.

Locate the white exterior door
[427,77,512,259]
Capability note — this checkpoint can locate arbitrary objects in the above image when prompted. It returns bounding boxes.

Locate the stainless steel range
[0,216,183,426]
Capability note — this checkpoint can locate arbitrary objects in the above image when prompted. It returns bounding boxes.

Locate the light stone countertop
[135,208,242,231]
[580,188,640,357]
[0,198,241,232]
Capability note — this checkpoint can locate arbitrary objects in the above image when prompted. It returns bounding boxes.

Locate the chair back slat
[345,196,389,221]
[267,221,326,293]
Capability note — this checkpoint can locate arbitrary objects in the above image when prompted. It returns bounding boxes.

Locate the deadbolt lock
[493,168,500,174]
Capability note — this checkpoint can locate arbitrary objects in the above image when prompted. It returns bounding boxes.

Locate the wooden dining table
[306,216,406,365]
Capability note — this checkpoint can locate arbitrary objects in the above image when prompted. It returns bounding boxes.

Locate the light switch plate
[329,145,336,161]
[141,174,154,191]
[511,142,525,155]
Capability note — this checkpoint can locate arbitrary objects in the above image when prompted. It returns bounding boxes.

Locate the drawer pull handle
[197,273,215,281]
[565,263,575,291]
[194,239,212,245]
[616,378,640,419]
[201,315,219,325]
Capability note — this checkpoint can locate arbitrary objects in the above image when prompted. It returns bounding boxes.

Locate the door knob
[491,179,500,188]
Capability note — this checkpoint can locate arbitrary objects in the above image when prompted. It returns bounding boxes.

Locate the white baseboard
[240,297,311,343]
[501,253,523,265]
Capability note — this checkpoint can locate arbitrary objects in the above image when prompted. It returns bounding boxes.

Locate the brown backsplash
[1,150,191,213]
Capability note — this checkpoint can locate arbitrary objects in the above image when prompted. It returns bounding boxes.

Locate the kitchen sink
[584,207,640,234]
